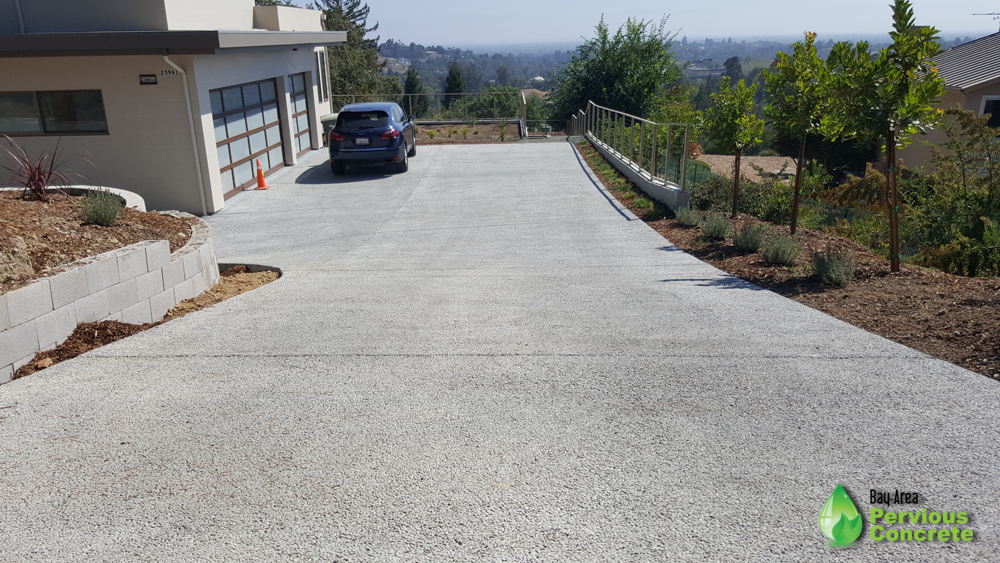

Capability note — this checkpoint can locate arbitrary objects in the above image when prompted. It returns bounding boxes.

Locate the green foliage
[497,119,508,142]
[732,223,769,252]
[675,207,701,227]
[764,32,826,145]
[1,136,74,203]
[444,62,465,108]
[551,16,683,121]
[700,214,730,240]
[705,77,765,155]
[460,86,521,118]
[402,67,429,117]
[462,128,468,139]
[495,65,512,86]
[311,0,387,98]
[761,233,800,266]
[427,130,436,139]
[811,248,855,284]
[80,188,123,226]
[918,219,1000,277]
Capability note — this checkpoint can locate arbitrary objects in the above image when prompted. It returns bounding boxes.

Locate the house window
[315,50,330,102]
[0,90,108,135]
[984,98,1000,128]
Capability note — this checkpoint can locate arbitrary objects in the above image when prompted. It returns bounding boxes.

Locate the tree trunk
[887,134,900,273]
[790,139,806,235]
[732,149,741,219]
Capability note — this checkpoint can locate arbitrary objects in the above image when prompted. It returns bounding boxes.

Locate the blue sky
[293,1,1000,49]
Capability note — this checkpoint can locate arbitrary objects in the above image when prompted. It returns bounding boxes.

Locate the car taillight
[381,128,400,140]
[331,132,344,142]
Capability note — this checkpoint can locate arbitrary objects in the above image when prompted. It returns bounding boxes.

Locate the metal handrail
[579,100,693,192]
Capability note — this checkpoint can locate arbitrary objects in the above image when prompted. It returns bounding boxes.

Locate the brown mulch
[415,123,521,144]
[0,191,195,293]
[575,141,1000,382]
[13,266,279,379]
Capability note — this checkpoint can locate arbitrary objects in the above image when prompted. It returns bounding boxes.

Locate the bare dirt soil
[14,265,279,379]
[576,142,1000,382]
[1,191,194,293]
[414,123,522,145]
[697,154,796,182]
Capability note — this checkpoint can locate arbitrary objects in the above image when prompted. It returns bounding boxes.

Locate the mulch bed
[1,191,195,293]
[13,266,278,379]
[414,123,521,144]
[575,142,1000,382]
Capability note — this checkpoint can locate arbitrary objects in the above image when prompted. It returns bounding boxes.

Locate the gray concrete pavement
[1,143,999,561]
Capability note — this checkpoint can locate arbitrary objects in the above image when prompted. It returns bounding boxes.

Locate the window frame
[980,95,1000,128]
[0,89,109,136]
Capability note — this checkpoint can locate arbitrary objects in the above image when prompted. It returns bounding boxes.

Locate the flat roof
[0,30,347,57]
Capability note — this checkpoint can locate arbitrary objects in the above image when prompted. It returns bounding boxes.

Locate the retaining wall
[586,133,690,211]
[0,213,218,383]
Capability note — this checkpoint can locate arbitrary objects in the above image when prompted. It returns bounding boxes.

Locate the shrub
[812,248,855,284]
[632,198,653,211]
[688,174,767,216]
[427,130,436,139]
[761,233,800,266]
[732,223,769,252]
[462,128,468,139]
[80,188,123,226]
[498,119,508,142]
[1,135,74,203]
[701,214,730,241]
[675,207,701,227]
[758,181,793,225]
[758,149,779,156]
[473,130,479,135]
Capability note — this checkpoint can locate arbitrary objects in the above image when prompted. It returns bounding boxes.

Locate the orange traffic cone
[255,159,269,190]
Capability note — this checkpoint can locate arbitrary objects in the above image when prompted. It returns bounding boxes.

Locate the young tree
[723,56,743,82]
[444,62,465,108]
[551,16,683,121]
[764,32,827,234]
[821,0,944,272]
[705,76,765,218]
[402,67,428,117]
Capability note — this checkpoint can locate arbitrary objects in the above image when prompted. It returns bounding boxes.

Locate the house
[0,0,346,215]
[898,32,1000,170]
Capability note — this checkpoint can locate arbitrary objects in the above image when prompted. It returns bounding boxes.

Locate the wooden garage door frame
[211,78,285,200]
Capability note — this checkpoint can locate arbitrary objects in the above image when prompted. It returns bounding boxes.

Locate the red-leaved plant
[1,135,75,203]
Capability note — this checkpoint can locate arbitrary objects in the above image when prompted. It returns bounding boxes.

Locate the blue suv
[329,102,416,175]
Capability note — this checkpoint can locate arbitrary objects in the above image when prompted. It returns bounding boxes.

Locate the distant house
[0,0,345,215]
[899,32,1000,170]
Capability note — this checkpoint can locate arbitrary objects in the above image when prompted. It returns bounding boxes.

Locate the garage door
[290,73,312,157]
[211,78,284,199]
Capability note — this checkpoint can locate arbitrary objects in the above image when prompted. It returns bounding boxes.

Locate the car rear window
[337,111,389,131]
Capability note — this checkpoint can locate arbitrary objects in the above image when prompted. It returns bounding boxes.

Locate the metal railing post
[665,125,672,182]
[639,120,645,175]
[630,117,635,164]
[651,124,658,181]
[681,124,691,191]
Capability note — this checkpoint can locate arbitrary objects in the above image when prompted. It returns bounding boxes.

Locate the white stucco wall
[253,6,324,32]
[165,0,254,31]
[0,55,207,214]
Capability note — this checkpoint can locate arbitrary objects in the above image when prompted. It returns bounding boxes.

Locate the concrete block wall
[0,214,218,384]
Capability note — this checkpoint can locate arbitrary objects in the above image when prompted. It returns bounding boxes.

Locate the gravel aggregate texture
[1,144,998,561]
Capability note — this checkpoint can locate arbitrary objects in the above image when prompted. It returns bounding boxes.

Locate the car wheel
[396,144,409,173]
[331,162,345,175]
[407,136,416,157]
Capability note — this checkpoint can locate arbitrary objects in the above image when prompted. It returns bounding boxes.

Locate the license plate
[354,137,370,146]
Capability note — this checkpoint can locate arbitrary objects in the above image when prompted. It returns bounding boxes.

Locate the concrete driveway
[1,142,998,561]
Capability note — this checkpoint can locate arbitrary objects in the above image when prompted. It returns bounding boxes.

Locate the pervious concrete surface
[1,143,998,561]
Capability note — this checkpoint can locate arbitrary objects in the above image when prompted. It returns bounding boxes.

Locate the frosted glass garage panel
[229,136,251,162]
[246,107,264,130]
[217,145,231,167]
[226,112,247,136]
[220,170,235,192]
[242,84,260,107]
[262,103,279,125]
[234,161,254,186]
[249,130,267,154]
[260,80,276,102]
[268,147,282,168]
[294,94,306,113]
[291,74,305,93]
[222,87,243,111]
[265,125,281,146]
[210,91,224,115]
[213,118,226,142]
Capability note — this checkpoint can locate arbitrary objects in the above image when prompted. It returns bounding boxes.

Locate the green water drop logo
[818,484,863,545]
